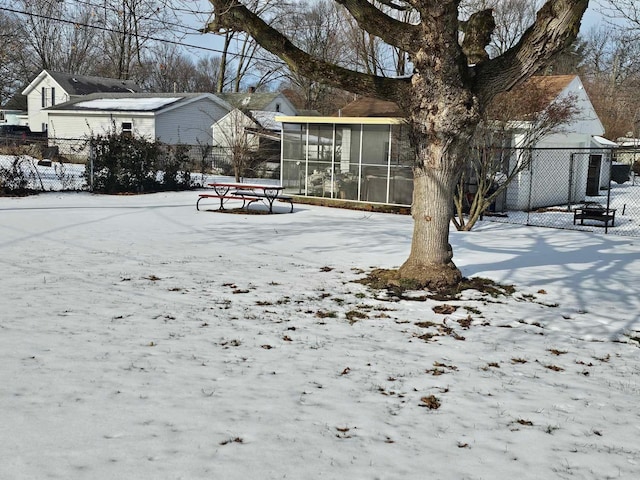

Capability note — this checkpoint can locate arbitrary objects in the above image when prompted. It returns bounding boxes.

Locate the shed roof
[335,97,403,117]
[46,92,230,113]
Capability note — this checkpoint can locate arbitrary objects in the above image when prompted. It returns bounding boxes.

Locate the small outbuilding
[277,98,413,204]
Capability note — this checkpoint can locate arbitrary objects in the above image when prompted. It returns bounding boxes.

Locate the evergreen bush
[87,130,192,194]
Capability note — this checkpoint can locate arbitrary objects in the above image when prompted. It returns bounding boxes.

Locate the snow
[71,97,182,111]
[1,191,639,480]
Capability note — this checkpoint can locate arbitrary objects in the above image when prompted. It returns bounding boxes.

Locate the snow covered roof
[73,97,181,111]
[45,92,231,114]
[250,110,282,131]
[593,135,618,147]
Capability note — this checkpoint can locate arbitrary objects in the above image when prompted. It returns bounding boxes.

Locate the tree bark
[400,151,462,288]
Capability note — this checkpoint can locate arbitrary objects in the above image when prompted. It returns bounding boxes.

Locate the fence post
[605,155,613,234]
[89,144,94,192]
[567,153,575,211]
[525,149,533,225]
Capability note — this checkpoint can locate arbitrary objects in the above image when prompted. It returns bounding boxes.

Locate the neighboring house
[210,92,298,168]
[277,76,608,209]
[211,109,282,165]
[45,92,232,157]
[21,70,141,133]
[216,91,298,116]
[0,93,29,126]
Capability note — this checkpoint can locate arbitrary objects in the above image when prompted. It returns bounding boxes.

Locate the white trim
[276,115,405,125]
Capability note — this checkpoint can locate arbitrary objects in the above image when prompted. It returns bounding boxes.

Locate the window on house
[122,122,133,137]
[51,87,56,107]
[41,87,46,108]
[275,103,281,112]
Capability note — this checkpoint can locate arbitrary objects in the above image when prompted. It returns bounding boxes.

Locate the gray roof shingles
[48,72,141,96]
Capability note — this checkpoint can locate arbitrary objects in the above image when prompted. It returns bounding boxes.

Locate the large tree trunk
[398,136,472,289]
[396,12,482,289]
[400,148,462,288]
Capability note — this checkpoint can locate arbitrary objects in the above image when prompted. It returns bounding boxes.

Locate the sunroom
[277,115,414,206]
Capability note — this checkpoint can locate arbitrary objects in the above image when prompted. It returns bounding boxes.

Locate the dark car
[0,124,32,136]
[0,124,45,145]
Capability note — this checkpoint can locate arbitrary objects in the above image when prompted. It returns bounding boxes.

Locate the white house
[45,92,232,156]
[215,91,298,116]
[210,109,284,172]
[21,70,141,133]
[210,92,298,167]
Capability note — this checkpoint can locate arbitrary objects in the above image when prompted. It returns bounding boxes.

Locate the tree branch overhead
[334,0,421,52]
[206,0,407,100]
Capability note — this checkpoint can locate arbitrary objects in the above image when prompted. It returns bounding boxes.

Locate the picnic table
[196,182,294,213]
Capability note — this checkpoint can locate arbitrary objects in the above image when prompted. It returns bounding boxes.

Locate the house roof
[216,92,287,111]
[249,110,282,131]
[23,70,141,96]
[521,75,576,101]
[297,109,322,116]
[332,76,578,119]
[335,97,404,117]
[45,92,232,114]
[1,92,27,111]
[489,75,577,119]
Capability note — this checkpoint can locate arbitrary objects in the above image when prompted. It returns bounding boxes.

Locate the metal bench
[573,202,616,227]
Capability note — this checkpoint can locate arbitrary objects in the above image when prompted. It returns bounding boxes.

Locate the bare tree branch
[474,0,589,104]
[206,0,408,100]
[334,0,420,51]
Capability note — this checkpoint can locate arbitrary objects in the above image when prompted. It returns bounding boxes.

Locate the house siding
[263,97,297,116]
[155,98,226,145]
[212,110,259,150]
[26,76,70,132]
[48,112,155,156]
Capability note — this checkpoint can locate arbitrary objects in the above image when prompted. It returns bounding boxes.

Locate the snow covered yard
[1,191,639,480]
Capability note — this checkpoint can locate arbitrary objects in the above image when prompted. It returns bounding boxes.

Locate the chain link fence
[0,136,278,193]
[3,140,640,237]
[0,137,225,193]
[484,147,640,237]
